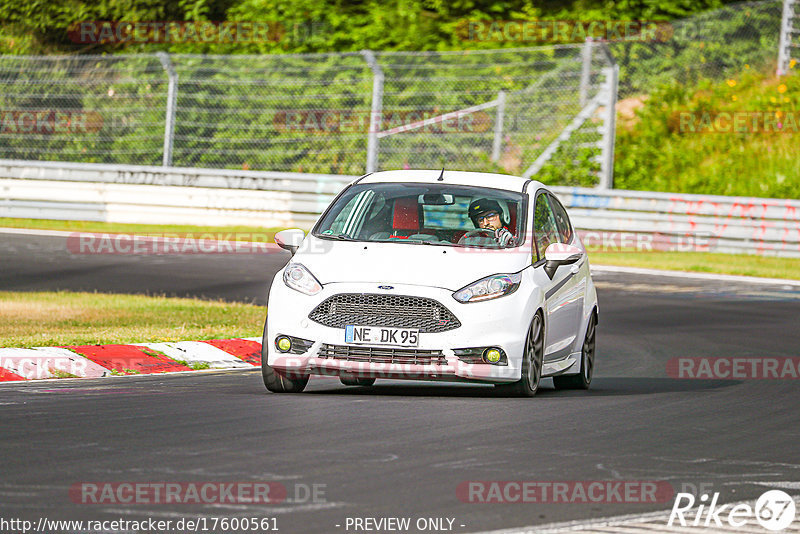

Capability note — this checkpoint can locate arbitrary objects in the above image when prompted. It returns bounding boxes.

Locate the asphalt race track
[0,231,288,304]
[1,231,800,533]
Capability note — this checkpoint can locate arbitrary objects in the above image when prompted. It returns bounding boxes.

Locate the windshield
[313,183,525,248]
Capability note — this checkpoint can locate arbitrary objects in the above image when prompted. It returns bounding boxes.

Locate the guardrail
[1,160,798,257]
[0,160,355,228]
[555,187,800,257]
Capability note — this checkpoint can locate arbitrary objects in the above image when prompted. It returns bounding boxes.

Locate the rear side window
[548,194,573,244]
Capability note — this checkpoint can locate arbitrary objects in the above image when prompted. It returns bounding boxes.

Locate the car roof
[358,169,541,193]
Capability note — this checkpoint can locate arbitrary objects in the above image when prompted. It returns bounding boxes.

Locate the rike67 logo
[669,490,796,531]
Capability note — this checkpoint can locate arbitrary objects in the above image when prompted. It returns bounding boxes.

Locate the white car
[262,170,598,396]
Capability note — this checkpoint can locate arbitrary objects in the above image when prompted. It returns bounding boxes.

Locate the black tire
[261,320,309,393]
[340,376,377,387]
[553,312,596,390]
[496,312,544,397]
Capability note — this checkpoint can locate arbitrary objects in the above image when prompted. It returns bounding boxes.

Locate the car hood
[294,236,531,291]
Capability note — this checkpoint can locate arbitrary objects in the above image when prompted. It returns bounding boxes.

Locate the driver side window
[328,190,374,236]
[533,193,559,261]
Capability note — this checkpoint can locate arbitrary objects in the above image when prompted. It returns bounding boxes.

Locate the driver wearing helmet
[467,198,515,247]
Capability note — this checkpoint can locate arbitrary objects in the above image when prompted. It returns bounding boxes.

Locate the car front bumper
[266,276,540,384]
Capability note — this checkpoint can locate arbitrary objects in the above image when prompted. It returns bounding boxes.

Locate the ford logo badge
[377,285,394,290]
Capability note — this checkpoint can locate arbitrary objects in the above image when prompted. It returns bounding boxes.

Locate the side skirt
[542,352,581,377]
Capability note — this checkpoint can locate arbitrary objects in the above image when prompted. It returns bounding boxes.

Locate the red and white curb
[0,338,263,382]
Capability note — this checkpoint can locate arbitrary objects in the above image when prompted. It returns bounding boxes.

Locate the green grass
[171,358,212,371]
[0,291,265,348]
[0,217,287,238]
[590,251,800,281]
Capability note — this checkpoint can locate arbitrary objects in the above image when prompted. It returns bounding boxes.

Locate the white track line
[0,227,77,238]
[591,264,800,286]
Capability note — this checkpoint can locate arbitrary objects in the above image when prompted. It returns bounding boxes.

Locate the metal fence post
[156,52,178,167]
[362,50,384,173]
[597,45,618,190]
[777,0,797,76]
[579,39,593,107]
[491,90,506,162]
[598,63,618,190]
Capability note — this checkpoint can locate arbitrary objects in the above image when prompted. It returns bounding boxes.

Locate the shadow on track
[298,377,739,398]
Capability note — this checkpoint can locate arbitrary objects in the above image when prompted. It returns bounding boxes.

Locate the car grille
[318,344,447,366]
[308,294,460,333]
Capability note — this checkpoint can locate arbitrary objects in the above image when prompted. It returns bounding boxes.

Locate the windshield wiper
[317,233,355,241]
[370,238,443,246]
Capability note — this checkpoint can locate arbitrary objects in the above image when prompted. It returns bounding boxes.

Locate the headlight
[283,263,323,295]
[452,272,522,303]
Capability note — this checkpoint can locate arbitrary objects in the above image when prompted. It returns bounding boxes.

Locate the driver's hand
[494,227,514,247]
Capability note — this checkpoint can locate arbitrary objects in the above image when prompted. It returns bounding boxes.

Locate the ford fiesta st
[261,170,598,396]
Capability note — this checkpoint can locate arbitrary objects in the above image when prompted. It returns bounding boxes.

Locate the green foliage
[610,0,782,97]
[614,66,800,198]
[536,145,601,187]
[1,0,743,55]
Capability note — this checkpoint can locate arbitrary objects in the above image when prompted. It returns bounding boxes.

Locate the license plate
[345,325,419,347]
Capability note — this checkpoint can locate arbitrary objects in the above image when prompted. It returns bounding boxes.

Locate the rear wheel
[496,312,543,397]
[553,312,596,390]
[340,376,376,387]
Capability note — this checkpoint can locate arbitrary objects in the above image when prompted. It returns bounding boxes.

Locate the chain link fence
[609,0,785,99]
[0,0,790,187]
[0,46,615,186]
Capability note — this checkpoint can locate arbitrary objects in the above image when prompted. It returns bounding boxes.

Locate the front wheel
[261,322,309,393]
[262,357,309,393]
[496,312,543,397]
[553,312,596,390]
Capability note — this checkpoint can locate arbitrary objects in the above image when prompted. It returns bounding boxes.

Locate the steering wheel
[458,228,496,245]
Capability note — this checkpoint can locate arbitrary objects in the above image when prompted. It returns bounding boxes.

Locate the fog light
[484,348,502,363]
[276,336,292,353]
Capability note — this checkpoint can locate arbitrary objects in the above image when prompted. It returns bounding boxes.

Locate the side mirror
[543,243,583,280]
[274,229,306,255]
